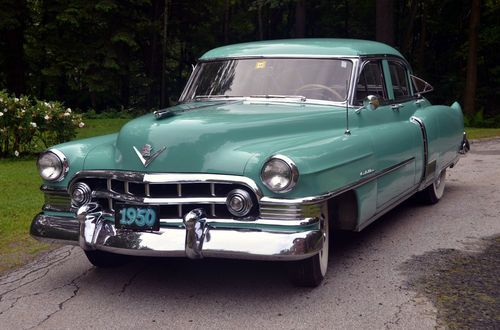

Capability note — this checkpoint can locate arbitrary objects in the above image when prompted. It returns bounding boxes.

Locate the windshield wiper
[194,95,243,100]
[249,94,307,102]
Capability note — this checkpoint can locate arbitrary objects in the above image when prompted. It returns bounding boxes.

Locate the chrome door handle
[391,104,404,111]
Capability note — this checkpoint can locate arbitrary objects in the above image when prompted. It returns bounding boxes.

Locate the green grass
[0,158,50,273]
[0,118,130,274]
[465,128,500,140]
[76,118,130,139]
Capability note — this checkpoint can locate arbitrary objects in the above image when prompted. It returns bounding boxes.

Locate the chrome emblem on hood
[133,144,166,167]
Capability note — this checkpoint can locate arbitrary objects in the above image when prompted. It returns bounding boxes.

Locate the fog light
[70,182,92,207]
[226,189,253,217]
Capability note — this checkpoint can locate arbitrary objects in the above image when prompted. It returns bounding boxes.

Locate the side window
[355,61,387,105]
[388,62,410,100]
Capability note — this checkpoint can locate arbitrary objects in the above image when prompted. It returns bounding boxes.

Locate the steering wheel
[295,84,344,101]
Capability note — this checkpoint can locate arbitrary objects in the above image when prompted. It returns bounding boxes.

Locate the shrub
[0,90,84,158]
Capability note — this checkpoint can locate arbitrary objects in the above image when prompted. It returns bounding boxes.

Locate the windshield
[180,58,353,103]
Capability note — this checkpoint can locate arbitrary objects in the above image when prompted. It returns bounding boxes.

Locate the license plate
[115,204,160,231]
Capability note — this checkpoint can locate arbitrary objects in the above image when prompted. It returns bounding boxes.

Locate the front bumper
[30,203,325,261]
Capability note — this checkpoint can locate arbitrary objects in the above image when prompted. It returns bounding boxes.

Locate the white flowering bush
[0,90,84,158]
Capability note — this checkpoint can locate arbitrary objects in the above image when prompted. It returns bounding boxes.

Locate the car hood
[83,100,346,175]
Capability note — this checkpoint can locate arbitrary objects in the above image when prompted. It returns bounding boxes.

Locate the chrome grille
[71,172,259,220]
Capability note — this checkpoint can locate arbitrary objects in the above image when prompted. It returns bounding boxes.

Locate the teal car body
[31,39,469,286]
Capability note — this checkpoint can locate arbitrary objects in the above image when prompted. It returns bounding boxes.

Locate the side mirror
[365,95,380,110]
[356,95,380,114]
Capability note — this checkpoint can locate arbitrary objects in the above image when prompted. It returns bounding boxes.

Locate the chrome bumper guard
[459,132,470,155]
[31,203,325,261]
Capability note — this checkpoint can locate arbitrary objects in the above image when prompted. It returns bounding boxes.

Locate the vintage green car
[31,39,469,286]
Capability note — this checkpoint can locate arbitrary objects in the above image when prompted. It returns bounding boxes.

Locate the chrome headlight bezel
[37,149,69,182]
[260,154,299,193]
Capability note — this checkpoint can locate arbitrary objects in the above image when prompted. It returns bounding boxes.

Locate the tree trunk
[415,1,427,75]
[223,0,230,43]
[344,0,349,37]
[295,0,306,38]
[463,0,481,116]
[257,4,263,40]
[160,0,169,108]
[401,0,418,55]
[2,0,27,96]
[375,0,394,46]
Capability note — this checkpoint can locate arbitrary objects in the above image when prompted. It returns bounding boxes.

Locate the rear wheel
[417,169,447,204]
[84,250,130,268]
[288,219,329,287]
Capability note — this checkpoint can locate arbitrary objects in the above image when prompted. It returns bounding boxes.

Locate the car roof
[200,38,404,60]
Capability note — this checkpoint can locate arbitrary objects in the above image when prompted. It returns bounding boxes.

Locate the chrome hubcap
[433,170,446,199]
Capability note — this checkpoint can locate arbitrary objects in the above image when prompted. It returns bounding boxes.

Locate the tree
[0,0,28,96]
[463,0,481,116]
[376,0,394,46]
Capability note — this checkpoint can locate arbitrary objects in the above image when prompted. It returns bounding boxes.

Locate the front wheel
[417,169,447,204]
[84,250,130,268]
[288,221,329,287]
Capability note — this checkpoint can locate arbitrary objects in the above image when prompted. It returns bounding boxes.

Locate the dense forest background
[0,0,498,124]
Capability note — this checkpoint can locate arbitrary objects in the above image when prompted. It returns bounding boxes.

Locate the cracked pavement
[1,139,499,329]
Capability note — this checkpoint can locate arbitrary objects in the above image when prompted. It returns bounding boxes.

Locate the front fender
[244,130,375,199]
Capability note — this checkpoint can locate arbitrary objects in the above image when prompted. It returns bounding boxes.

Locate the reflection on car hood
[83,101,346,175]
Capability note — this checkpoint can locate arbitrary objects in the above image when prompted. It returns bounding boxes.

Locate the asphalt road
[1,139,499,329]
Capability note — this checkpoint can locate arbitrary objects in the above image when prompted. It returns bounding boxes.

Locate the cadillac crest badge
[133,144,166,167]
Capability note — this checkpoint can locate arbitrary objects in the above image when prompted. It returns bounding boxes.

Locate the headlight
[37,149,68,181]
[260,155,299,193]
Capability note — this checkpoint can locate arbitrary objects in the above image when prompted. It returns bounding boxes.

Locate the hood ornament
[133,144,166,167]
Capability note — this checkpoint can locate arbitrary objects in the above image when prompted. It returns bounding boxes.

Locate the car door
[355,58,422,210]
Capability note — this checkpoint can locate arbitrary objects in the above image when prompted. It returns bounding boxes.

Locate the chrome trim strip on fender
[261,157,415,205]
[410,116,429,186]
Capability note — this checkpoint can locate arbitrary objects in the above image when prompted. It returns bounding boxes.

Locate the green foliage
[0,0,498,122]
[0,90,84,157]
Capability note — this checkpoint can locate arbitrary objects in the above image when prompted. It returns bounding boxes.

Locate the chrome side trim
[410,116,429,185]
[261,157,415,205]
